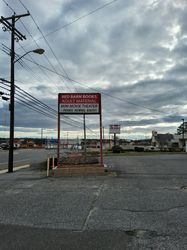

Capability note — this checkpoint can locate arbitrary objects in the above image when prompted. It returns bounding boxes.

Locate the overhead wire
[1,0,163,115]
[17,21,55,83]
[1,0,68,93]
[1,0,155,134]
[19,0,119,43]
[0,80,79,127]
[21,56,173,116]
[1,0,122,135]
[14,82,85,127]
[1,79,98,134]
[18,43,54,83]
[2,0,15,13]
[14,0,172,116]
[17,0,75,93]
[2,43,174,118]
[2,85,83,128]
[13,77,97,133]
[1,44,54,94]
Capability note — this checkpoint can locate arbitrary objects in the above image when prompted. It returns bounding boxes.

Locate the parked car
[0,143,20,150]
[145,146,160,152]
[1,143,9,150]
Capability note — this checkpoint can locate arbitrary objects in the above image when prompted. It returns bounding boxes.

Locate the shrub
[134,147,144,152]
[112,145,122,153]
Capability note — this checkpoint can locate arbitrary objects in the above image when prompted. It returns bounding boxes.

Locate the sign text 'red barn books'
[58,93,101,114]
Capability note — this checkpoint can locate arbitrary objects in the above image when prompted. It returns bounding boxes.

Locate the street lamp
[2,96,9,101]
[8,48,45,173]
[14,48,45,63]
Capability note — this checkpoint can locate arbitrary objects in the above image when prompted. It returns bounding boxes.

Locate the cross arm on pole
[0,12,30,21]
[0,18,26,40]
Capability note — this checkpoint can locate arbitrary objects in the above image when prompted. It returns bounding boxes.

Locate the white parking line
[0,164,30,174]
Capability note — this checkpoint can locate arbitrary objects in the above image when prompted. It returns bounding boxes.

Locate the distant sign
[109,124,121,134]
[58,93,101,114]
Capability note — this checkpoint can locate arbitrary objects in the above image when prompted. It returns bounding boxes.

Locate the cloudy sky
[0,0,187,139]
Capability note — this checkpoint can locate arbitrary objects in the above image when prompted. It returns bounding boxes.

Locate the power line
[18,0,75,93]
[2,0,72,93]
[0,9,98,136]
[2,0,15,13]
[14,83,85,127]
[0,83,81,128]
[13,79,97,132]
[1,80,82,128]
[1,0,121,133]
[18,43,54,83]
[1,45,171,116]
[20,0,119,43]
[15,97,57,120]
[21,56,170,115]
[1,78,97,133]
[1,0,68,93]
[2,2,169,116]
[1,43,47,85]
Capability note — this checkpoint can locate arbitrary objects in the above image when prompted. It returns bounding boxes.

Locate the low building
[151,130,187,151]
[151,131,174,150]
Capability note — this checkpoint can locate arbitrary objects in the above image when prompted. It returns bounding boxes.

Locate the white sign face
[109,124,121,134]
[59,103,99,114]
[58,93,100,114]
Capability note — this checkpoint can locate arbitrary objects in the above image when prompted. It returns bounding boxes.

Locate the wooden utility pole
[0,13,30,172]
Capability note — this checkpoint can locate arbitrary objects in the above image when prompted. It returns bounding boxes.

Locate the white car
[145,146,160,152]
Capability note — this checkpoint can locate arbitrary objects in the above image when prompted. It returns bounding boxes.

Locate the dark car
[1,144,10,150]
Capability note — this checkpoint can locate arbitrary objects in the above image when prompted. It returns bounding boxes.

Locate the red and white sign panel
[109,124,121,134]
[58,93,101,114]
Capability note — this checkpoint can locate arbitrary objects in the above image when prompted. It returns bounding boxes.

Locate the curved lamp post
[8,48,45,173]
[14,48,45,63]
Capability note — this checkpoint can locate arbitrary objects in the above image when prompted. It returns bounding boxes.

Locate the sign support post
[114,133,116,146]
[57,112,60,167]
[109,124,121,147]
[83,114,86,154]
[99,105,103,166]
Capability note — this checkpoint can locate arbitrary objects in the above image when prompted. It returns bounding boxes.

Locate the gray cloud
[1,0,187,138]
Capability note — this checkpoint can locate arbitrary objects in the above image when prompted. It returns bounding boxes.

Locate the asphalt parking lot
[0,154,186,249]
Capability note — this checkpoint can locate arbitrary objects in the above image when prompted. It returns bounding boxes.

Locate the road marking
[0,164,30,175]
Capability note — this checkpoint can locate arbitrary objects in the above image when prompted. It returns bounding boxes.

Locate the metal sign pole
[57,96,60,167]
[114,133,116,146]
[83,114,86,154]
[99,99,103,166]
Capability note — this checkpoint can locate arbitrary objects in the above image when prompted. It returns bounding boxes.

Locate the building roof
[155,134,173,143]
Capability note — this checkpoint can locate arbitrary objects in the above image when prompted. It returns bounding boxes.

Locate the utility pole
[41,128,43,147]
[182,118,185,150]
[103,126,104,140]
[0,13,30,173]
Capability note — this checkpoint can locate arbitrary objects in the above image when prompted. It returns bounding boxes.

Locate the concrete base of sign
[51,164,105,177]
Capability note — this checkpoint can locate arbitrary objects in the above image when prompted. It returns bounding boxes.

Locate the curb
[0,164,30,175]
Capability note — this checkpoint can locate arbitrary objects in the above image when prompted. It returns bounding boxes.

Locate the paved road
[0,148,64,170]
[0,154,186,249]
